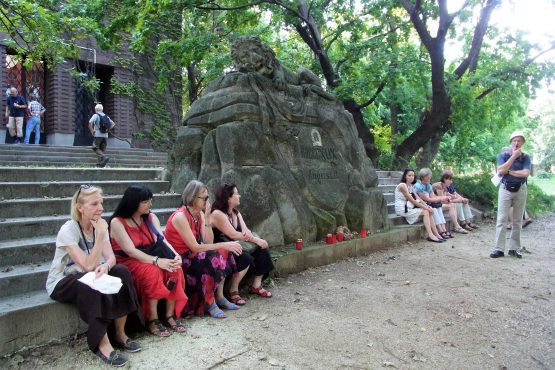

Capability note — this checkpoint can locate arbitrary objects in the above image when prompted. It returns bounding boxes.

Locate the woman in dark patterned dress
[164,180,243,318]
[211,183,274,305]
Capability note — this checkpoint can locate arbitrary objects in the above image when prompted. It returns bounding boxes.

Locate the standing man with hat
[490,131,530,259]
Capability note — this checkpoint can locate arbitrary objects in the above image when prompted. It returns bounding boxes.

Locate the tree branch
[476,43,555,100]
[454,0,500,78]
[400,0,433,50]
[357,80,387,109]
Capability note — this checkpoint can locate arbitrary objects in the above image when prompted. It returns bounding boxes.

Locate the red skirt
[116,256,187,319]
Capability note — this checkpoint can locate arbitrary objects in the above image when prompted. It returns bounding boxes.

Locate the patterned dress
[164,207,236,316]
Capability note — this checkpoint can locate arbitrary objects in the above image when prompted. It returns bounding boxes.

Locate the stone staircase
[0,145,180,355]
[0,144,168,167]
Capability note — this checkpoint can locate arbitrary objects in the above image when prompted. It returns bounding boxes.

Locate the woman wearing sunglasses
[46,185,142,367]
[164,180,243,319]
[109,185,187,337]
[211,183,274,304]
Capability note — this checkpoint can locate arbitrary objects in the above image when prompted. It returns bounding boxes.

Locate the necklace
[185,206,198,224]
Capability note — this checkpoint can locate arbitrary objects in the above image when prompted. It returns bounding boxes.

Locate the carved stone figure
[170,36,387,246]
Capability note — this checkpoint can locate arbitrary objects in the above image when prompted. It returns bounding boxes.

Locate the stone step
[0,207,175,243]
[0,236,56,267]
[376,170,403,179]
[0,144,167,157]
[0,154,167,165]
[0,180,169,199]
[0,167,164,182]
[0,160,165,168]
[0,193,181,218]
[382,192,394,204]
[0,263,49,299]
[377,184,396,193]
[0,290,85,355]
[377,177,399,186]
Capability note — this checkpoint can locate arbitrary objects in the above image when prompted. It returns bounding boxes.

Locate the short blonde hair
[181,180,207,206]
[70,185,103,222]
[94,104,103,113]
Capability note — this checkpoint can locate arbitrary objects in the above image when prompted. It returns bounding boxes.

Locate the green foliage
[453,173,555,216]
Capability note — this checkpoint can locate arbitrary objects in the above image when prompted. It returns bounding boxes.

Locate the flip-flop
[216,298,240,310]
[522,219,533,228]
[205,303,227,318]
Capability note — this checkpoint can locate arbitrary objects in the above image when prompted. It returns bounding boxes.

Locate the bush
[536,171,552,180]
[454,172,555,215]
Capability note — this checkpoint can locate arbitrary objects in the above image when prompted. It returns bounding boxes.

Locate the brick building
[0,39,143,148]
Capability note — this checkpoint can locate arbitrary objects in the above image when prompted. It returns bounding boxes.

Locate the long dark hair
[212,183,237,214]
[400,169,416,185]
[109,185,153,222]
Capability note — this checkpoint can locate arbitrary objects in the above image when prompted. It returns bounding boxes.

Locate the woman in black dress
[211,183,274,305]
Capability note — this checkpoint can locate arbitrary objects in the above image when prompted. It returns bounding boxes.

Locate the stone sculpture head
[231,36,279,77]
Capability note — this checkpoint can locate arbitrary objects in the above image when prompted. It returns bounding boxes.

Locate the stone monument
[170,36,388,246]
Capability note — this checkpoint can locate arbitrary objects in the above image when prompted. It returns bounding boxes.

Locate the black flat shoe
[95,350,128,367]
[427,237,443,243]
[508,250,522,259]
[490,250,504,258]
[114,339,142,353]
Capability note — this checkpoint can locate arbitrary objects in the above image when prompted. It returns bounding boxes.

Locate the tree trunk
[186,64,198,104]
[343,98,379,163]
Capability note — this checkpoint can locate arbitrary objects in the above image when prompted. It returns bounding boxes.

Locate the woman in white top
[46,185,143,367]
[394,169,445,242]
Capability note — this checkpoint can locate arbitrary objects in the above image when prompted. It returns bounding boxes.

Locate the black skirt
[234,248,274,277]
[50,264,143,351]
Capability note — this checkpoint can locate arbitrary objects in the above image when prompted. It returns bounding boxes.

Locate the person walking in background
[5,87,26,144]
[88,104,115,168]
[490,131,531,259]
[25,95,45,144]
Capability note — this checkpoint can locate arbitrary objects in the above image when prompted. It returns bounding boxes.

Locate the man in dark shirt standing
[5,87,27,144]
[490,131,531,259]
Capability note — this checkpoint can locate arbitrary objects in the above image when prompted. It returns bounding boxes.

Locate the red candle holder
[336,232,344,242]
[326,234,333,244]
[360,229,367,238]
[295,239,303,250]
[331,234,337,244]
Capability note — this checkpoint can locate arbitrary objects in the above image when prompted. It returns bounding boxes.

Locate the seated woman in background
[211,183,274,304]
[110,185,187,337]
[394,169,445,243]
[414,168,454,239]
[164,180,243,319]
[433,171,469,234]
[46,185,142,367]
[441,169,480,231]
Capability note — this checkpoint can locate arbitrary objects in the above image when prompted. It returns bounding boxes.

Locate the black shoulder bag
[115,216,176,259]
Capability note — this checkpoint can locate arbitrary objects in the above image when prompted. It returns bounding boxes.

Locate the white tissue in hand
[78,272,122,294]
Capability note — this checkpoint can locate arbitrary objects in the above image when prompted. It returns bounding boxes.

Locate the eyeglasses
[197,195,210,201]
[76,184,93,198]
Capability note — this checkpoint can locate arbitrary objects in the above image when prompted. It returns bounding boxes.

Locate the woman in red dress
[164,180,243,318]
[110,185,187,337]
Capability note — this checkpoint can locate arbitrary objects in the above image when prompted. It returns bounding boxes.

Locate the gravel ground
[3,213,554,370]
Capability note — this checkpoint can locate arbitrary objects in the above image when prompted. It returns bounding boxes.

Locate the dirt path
[4,213,554,370]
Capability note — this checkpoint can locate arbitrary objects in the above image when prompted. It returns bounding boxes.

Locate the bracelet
[152,256,159,266]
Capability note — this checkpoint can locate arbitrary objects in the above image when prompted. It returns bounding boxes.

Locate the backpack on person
[98,114,111,133]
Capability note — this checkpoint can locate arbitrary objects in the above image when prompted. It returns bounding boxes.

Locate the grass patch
[529,176,555,196]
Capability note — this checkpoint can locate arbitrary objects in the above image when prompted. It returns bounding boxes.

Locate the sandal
[205,303,227,319]
[453,227,468,234]
[229,290,247,305]
[249,285,272,298]
[216,298,240,310]
[522,219,533,228]
[165,315,186,334]
[148,319,171,337]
